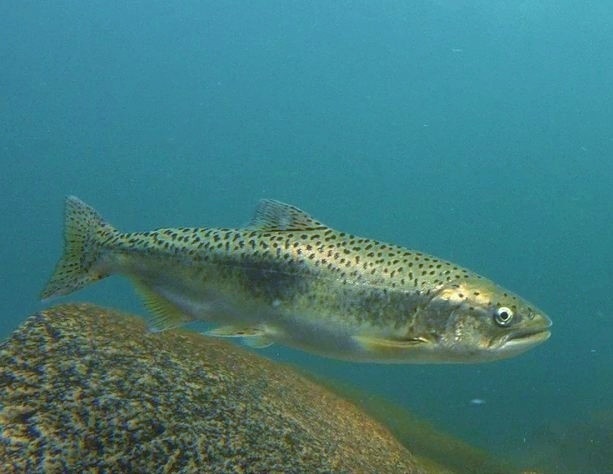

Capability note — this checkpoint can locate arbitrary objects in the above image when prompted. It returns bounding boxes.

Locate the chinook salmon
[41,196,551,363]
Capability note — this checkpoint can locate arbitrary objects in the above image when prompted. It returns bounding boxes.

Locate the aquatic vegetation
[0,304,425,473]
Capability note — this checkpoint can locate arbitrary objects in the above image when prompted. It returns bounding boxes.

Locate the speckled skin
[41,198,551,363]
[0,304,426,473]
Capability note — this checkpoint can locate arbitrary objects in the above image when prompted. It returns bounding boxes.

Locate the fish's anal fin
[248,200,328,232]
[205,325,274,349]
[353,335,430,352]
[133,281,190,332]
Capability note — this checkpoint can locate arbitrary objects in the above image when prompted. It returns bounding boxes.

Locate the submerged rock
[308,378,518,474]
[0,304,425,473]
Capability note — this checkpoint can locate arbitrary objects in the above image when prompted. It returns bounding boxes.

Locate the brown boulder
[0,304,426,473]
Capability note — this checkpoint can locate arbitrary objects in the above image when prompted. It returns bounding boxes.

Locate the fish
[41,196,552,363]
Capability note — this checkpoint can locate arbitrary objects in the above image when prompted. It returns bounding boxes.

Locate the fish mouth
[499,311,552,351]
[499,327,551,350]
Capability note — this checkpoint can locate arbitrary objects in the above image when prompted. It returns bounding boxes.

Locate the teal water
[2,2,612,471]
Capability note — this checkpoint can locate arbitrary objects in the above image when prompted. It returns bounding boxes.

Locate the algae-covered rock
[306,378,518,474]
[0,304,425,473]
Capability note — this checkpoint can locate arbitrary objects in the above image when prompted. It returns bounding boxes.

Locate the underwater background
[2,1,612,471]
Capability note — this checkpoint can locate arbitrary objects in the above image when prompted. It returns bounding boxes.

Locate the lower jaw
[499,330,551,353]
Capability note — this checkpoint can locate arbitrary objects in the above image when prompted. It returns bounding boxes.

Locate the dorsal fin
[247,200,327,231]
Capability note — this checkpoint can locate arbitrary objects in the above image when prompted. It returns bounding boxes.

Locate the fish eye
[494,306,514,326]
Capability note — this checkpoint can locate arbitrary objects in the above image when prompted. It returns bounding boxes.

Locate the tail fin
[41,196,119,300]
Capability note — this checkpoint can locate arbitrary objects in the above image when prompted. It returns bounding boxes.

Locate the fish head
[412,278,552,363]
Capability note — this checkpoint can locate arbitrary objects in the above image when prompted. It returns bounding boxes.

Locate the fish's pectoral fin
[204,325,274,349]
[205,326,263,337]
[247,199,328,231]
[242,336,274,349]
[353,335,431,352]
[133,280,191,332]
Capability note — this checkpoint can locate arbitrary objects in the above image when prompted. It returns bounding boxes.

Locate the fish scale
[41,197,551,363]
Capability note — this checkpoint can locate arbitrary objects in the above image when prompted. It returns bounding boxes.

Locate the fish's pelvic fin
[205,325,274,349]
[40,196,118,300]
[248,199,328,231]
[133,281,191,332]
